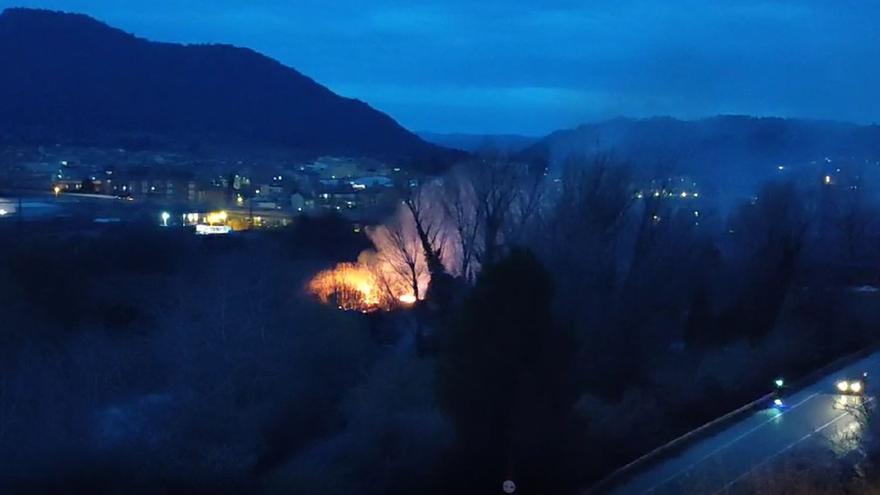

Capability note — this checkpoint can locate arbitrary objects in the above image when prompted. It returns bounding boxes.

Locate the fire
[309,262,387,311]
[308,255,423,312]
[308,200,455,312]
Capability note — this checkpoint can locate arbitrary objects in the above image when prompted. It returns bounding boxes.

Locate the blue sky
[3,0,878,134]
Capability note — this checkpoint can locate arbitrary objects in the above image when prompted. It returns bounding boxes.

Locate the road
[601,351,880,494]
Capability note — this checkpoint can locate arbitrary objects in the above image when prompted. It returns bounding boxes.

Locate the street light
[53,186,61,196]
[161,211,171,227]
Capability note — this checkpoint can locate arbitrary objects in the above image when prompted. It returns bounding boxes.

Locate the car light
[850,381,863,393]
[837,381,850,392]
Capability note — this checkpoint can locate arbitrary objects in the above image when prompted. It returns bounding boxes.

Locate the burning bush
[308,175,485,312]
[308,250,421,312]
[309,262,389,312]
[308,204,435,312]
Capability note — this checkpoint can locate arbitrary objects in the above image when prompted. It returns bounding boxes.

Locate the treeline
[1,153,879,494]
[377,154,880,491]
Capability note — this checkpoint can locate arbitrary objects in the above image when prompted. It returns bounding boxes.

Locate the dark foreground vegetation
[1,156,880,494]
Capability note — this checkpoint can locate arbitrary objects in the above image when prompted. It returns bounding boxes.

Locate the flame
[309,262,387,311]
[308,200,459,312]
[308,255,425,312]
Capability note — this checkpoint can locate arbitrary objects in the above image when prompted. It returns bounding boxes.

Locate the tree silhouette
[437,249,583,493]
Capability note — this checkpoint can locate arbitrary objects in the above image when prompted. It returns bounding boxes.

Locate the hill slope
[523,116,880,200]
[418,131,538,153]
[0,8,453,164]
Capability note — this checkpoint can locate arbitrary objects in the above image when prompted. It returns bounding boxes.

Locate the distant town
[0,143,410,232]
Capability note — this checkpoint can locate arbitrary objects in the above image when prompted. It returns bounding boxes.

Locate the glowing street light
[53,186,61,196]
[206,211,228,225]
[161,211,171,227]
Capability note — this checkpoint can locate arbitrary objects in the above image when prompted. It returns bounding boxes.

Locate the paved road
[602,351,880,494]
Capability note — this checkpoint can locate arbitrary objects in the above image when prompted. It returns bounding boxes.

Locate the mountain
[523,116,880,202]
[418,131,539,153]
[0,8,458,167]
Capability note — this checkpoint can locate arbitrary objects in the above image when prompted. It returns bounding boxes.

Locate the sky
[3,0,879,135]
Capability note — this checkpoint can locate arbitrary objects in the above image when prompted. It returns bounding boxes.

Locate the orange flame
[308,202,449,312]
[308,261,417,312]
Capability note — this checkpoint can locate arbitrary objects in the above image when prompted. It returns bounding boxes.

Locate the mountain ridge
[520,115,880,204]
[0,8,459,168]
[417,131,539,153]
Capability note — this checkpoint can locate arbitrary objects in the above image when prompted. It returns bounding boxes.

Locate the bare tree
[504,161,547,247]
[442,165,481,282]
[401,180,448,280]
[368,207,428,300]
[545,156,637,287]
[724,181,808,340]
[470,158,529,265]
[834,170,874,262]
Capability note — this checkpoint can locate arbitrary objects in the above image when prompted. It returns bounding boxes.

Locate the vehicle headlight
[837,381,850,392]
[850,381,863,393]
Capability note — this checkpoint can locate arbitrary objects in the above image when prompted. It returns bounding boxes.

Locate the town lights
[206,211,228,225]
